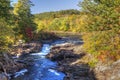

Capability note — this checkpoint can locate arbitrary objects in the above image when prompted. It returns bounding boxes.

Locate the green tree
[0,0,14,52]
[0,19,14,52]
[0,0,11,20]
[13,0,36,41]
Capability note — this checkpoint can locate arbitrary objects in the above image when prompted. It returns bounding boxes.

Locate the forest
[0,0,120,80]
[34,0,120,63]
[34,9,83,32]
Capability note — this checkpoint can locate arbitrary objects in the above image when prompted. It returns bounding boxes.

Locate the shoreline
[46,39,120,80]
[1,36,120,80]
[0,41,42,80]
[46,42,96,80]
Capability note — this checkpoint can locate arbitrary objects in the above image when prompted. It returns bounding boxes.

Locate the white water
[14,69,28,78]
[12,43,65,80]
[31,44,50,56]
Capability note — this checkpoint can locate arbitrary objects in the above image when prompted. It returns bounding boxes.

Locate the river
[11,37,82,80]
[12,40,66,80]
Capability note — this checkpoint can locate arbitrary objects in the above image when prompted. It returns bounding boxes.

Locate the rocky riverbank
[0,41,42,80]
[0,32,61,80]
[0,52,24,80]
[11,42,42,57]
[46,42,96,80]
[1,35,120,80]
[46,41,120,80]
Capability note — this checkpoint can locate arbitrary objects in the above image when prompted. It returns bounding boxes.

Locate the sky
[11,0,81,14]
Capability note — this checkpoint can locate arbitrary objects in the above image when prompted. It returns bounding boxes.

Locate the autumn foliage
[79,0,120,62]
[34,1,120,63]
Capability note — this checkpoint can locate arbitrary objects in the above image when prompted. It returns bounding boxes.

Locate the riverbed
[11,37,83,80]
[12,41,66,80]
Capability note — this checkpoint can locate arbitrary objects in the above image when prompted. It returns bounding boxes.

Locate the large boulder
[46,49,80,61]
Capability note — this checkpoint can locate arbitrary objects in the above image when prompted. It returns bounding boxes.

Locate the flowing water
[11,37,82,80]
[12,43,65,80]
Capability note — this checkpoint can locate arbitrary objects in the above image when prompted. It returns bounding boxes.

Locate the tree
[13,0,36,41]
[0,0,11,20]
[0,0,14,52]
[78,0,120,62]
[0,19,14,52]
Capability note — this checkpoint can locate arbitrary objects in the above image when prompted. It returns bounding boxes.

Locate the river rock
[46,43,95,80]
[46,49,80,61]
[11,42,42,57]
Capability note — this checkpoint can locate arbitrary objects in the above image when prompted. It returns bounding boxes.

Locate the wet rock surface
[46,49,80,61]
[46,42,96,80]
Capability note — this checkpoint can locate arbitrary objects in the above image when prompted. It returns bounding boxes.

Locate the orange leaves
[98,51,114,62]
